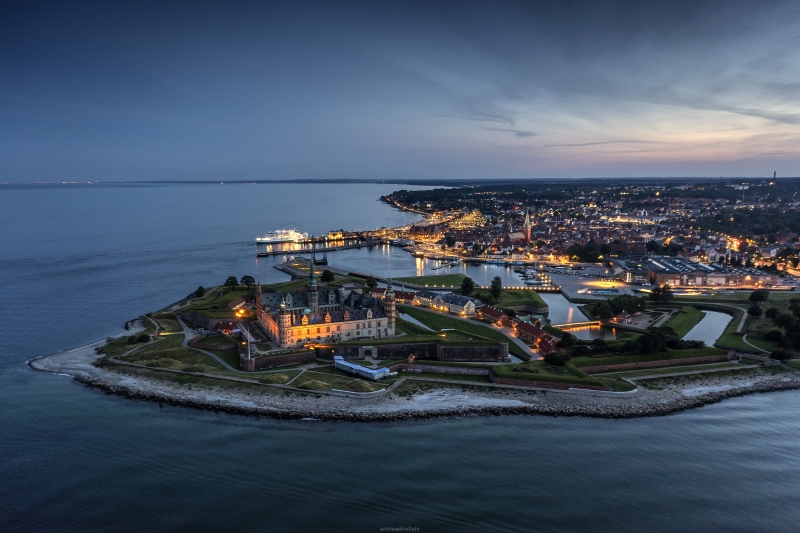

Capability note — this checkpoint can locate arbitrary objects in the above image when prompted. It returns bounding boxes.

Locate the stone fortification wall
[388,363,489,376]
[180,311,237,331]
[317,342,507,362]
[250,351,316,370]
[437,343,508,362]
[579,353,736,373]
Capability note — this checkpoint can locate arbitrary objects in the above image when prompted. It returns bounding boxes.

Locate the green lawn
[490,361,605,387]
[395,317,433,336]
[181,286,255,319]
[149,311,182,333]
[405,372,492,383]
[200,334,238,345]
[661,306,705,337]
[394,274,466,287]
[716,332,757,351]
[594,377,637,392]
[480,289,547,309]
[258,371,302,384]
[267,279,311,292]
[294,370,386,392]
[209,348,240,368]
[397,305,528,358]
[117,334,228,373]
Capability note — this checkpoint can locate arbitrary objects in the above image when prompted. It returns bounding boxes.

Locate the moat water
[683,311,733,346]
[2,182,800,532]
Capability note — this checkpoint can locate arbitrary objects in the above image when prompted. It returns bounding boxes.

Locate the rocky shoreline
[29,342,800,423]
[69,373,800,422]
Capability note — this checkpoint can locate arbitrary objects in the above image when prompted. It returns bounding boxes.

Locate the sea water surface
[2,183,800,532]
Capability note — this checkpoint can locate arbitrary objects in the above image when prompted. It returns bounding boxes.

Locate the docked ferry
[255,229,309,244]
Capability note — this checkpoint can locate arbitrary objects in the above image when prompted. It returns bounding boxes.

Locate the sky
[2,0,800,182]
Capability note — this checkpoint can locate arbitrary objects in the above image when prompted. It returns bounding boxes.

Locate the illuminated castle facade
[256,270,396,349]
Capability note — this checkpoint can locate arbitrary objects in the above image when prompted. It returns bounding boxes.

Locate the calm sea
[1,183,799,532]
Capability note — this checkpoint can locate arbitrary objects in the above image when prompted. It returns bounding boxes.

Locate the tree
[749,289,769,303]
[365,276,378,289]
[788,298,800,319]
[770,348,792,361]
[321,269,335,283]
[544,352,568,366]
[635,330,667,353]
[490,276,503,299]
[224,276,239,287]
[748,303,763,317]
[660,284,673,303]
[649,285,662,302]
[240,275,255,287]
[591,300,614,319]
[775,313,797,330]
[646,240,663,254]
[504,308,517,318]
[195,286,205,298]
[460,276,476,296]
[765,307,779,320]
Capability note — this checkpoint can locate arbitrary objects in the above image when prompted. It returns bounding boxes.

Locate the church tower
[307,267,319,315]
[383,279,396,334]
[523,207,532,242]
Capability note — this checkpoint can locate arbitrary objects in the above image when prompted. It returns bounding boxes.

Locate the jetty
[257,238,382,257]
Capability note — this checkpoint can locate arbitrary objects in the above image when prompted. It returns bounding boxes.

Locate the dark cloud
[545,140,664,148]
[484,128,538,138]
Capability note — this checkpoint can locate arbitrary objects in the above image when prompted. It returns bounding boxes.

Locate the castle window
[326,326,330,332]
[316,327,320,334]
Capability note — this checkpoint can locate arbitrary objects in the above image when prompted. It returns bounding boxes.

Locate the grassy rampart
[397,305,527,358]
[660,306,705,337]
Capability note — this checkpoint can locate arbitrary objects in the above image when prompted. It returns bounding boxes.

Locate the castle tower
[255,282,262,313]
[383,279,396,333]
[307,267,319,314]
[278,296,291,347]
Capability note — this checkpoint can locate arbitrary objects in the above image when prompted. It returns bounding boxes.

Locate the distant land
[3,176,800,188]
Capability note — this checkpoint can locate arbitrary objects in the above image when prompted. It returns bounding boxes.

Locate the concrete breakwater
[72,374,800,422]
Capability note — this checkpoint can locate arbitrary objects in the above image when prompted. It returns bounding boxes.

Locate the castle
[256,269,396,349]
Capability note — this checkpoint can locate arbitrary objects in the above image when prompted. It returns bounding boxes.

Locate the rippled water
[2,183,799,532]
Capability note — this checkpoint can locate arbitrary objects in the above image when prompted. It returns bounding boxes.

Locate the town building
[611,257,781,287]
[413,291,483,316]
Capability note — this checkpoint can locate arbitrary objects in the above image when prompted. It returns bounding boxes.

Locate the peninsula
[30,263,800,421]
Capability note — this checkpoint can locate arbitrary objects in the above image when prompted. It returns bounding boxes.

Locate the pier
[256,238,382,257]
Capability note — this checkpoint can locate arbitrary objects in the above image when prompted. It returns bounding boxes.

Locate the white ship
[255,229,309,244]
